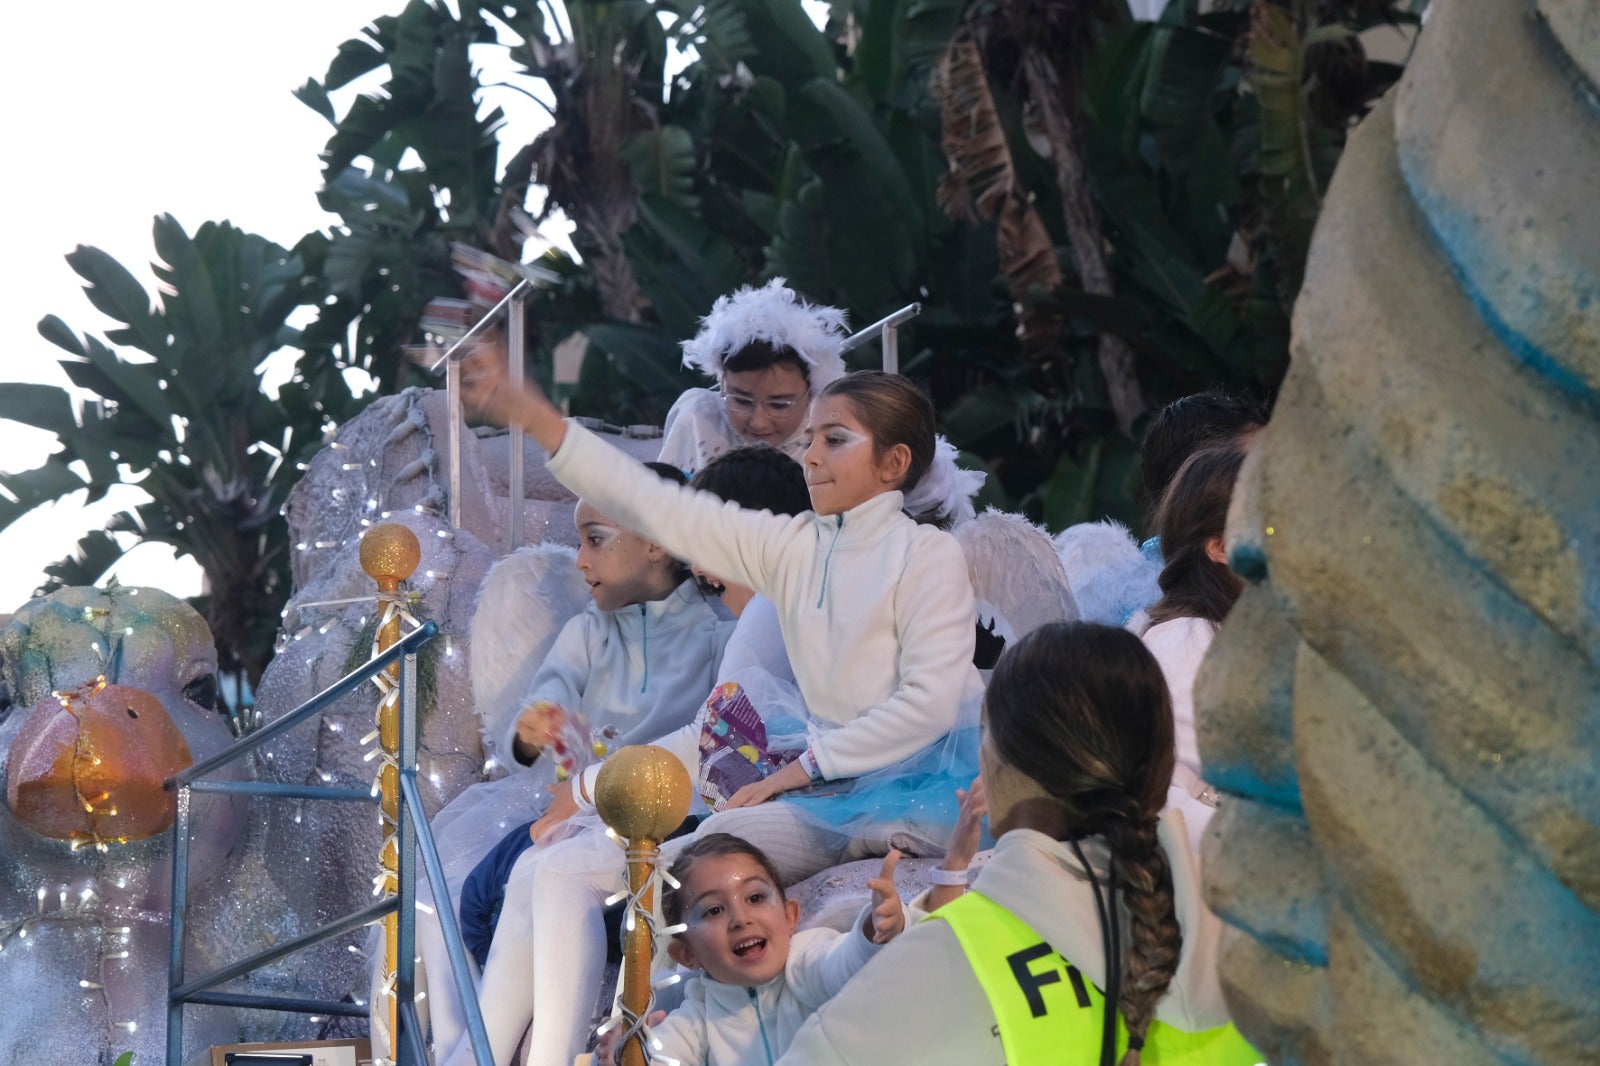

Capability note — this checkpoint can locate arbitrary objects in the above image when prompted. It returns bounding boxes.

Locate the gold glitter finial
[360,524,422,586]
[595,745,691,844]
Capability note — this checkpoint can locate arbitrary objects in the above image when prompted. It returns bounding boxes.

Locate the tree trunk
[1019,48,1147,435]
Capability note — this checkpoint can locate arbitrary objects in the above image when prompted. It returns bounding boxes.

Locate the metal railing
[164,620,492,1066]
[841,302,922,374]
[430,278,538,551]
[433,289,921,550]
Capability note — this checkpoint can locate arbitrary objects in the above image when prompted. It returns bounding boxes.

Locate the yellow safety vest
[926,891,1263,1066]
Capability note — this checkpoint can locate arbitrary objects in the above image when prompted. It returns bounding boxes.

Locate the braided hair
[985,622,1181,1065]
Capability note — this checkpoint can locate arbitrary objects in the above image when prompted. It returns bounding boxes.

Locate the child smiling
[597,833,904,1066]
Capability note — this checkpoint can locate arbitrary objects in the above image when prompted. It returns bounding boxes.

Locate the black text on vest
[1007,943,1092,1017]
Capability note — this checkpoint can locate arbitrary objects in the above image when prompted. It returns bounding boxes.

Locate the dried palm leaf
[934,28,1063,355]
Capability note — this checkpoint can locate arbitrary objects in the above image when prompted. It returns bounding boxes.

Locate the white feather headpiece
[904,435,987,526]
[680,277,849,386]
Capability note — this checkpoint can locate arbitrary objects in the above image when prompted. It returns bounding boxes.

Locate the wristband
[798,747,825,784]
[929,866,969,887]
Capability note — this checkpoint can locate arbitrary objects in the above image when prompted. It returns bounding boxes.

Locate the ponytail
[985,623,1181,1063]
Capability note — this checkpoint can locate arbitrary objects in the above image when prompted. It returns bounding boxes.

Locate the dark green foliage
[5,217,354,689]
[3,0,1419,694]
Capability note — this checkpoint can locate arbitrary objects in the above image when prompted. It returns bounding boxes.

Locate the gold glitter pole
[595,746,691,1066]
[360,524,421,1054]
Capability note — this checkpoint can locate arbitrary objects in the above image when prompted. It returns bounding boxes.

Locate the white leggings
[439,803,881,1066]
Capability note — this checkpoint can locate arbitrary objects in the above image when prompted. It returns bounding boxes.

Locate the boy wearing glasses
[660,278,849,474]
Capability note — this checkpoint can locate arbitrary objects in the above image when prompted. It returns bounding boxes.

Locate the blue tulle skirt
[704,667,988,853]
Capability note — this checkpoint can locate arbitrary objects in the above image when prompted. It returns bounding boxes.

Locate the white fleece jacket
[653,912,882,1066]
[499,578,734,764]
[575,594,796,810]
[547,421,978,781]
[777,811,1234,1065]
[658,388,811,474]
[1138,615,1215,782]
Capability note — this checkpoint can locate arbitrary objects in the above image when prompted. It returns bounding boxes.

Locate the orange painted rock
[5,681,193,845]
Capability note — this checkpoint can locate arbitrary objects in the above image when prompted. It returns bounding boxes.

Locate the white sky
[0,0,553,613]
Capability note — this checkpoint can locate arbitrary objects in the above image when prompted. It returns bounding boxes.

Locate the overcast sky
[0,0,552,612]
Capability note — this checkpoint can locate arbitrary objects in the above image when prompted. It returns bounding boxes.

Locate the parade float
[1,0,1595,1063]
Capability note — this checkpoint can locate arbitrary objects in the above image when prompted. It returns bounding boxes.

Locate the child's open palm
[947,776,988,868]
[459,337,519,425]
[865,849,905,944]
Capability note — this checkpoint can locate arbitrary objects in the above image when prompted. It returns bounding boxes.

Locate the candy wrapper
[696,682,803,809]
[526,701,619,782]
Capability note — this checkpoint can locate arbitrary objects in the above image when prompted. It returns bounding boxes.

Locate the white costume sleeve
[807,534,976,780]
[784,912,882,1009]
[548,421,798,596]
[715,595,793,686]
[776,920,999,1066]
[500,611,594,764]
[649,981,710,1066]
[572,596,790,811]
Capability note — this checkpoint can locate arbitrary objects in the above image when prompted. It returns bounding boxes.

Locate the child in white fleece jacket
[597,833,905,1066]
[462,362,981,1066]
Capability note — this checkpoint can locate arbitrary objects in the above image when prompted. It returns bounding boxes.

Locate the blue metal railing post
[396,648,419,1063]
[166,785,192,1066]
[163,617,493,1066]
[399,770,493,1065]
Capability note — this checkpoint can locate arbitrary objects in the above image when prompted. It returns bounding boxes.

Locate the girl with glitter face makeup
[594,833,905,1066]
[416,462,734,1065]
[460,359,983,1066]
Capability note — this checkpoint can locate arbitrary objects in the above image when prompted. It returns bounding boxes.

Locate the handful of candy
[696,683,802,809]
[519,701,619,781]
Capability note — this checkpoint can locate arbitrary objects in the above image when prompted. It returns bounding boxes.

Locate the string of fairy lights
[6,604,147,1042]
[593,832,686,1066]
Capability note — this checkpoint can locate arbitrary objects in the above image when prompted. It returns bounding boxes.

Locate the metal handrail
[167,625,437,788]
[436,291,921,558]
[430,277,537,549]
[164,619,493,1066]
[840,302,922,374]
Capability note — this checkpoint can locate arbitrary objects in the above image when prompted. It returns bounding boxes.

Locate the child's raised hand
[458,338,569,453]
[865,849,905,944]
[458,337,518,425]
[946,776,988,869]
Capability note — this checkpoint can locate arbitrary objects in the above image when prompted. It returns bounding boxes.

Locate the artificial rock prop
[1201,2,1600,1062]
[0,586,259,1065]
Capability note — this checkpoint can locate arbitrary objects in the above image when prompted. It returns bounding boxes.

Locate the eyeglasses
[722,392,809,417]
